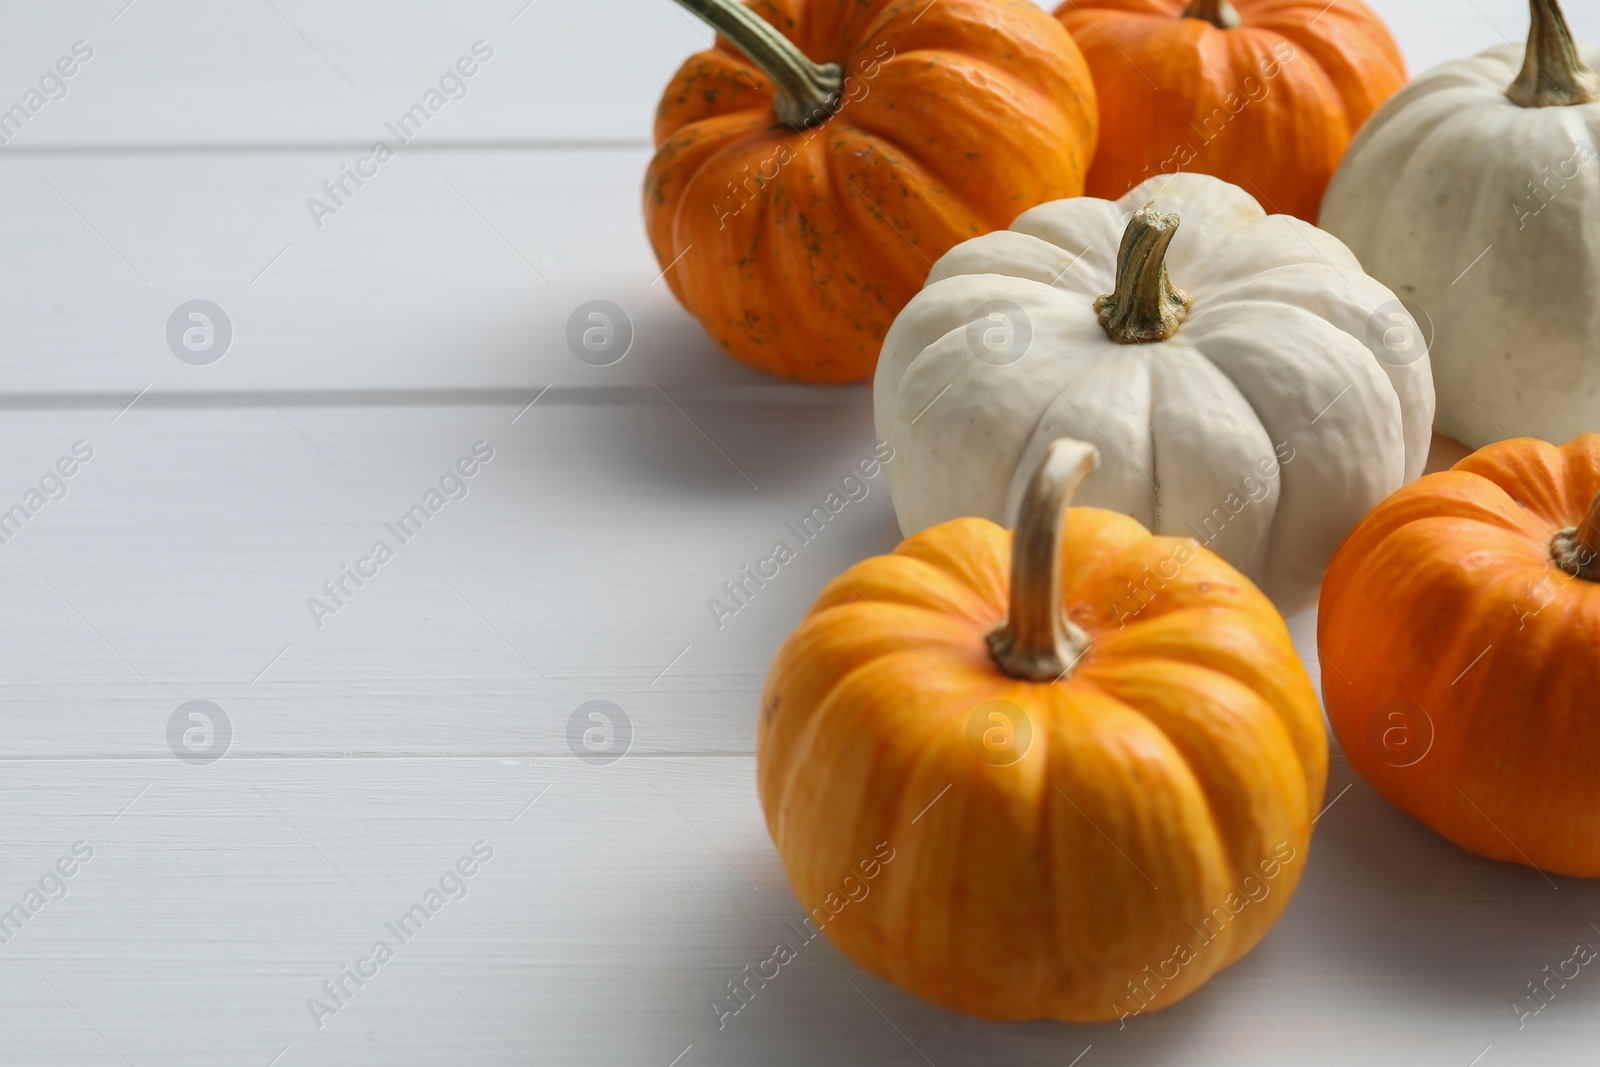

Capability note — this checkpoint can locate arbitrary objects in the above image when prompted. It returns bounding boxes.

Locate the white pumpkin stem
[1096,206,1193,345]
[1507,0,1599,108]
[1551,490,1600,581]
[1182,0,1241,30]
[987,439,1100,682]
[671,0,845,129]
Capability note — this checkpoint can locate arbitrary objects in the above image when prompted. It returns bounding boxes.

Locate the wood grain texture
[0,148,754,394]
[3,0,1596,1062]
[0,0,1593,148]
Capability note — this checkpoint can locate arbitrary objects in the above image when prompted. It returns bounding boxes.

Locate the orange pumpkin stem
[1095,206,1192,345]
[1507,0,1599,108]
[1550,490,1600,581]
[987,439,1100,681]
[671,0,845,129]
[1181,0,1241,30]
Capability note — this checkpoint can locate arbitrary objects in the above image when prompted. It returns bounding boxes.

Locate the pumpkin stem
[1550,490,1600,581]
[1507,0,1599,108]
[670,0,845,130]
[987,439,1099,682]
[1095,206,1193,345]
[1182,0,1241,30]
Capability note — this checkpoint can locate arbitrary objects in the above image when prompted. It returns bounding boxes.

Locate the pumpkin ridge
[1453,436,1572,522]
[764,135,882,377]
[1036,679,1237,1006]
[1317,519,1543,679]
[892,516,1013,605]
[1080,641,1320,789]
[805,599,995,659]
[648,113,777,266]
[1343,560,1567,793]
[1185,257,1434,482]
[1077,658,1311,886]
[1088,668,1312,844]
[660,102,783,149]
[828,664,1031,960]
[1143,340,1278,570]
[1556,436,1600,522]
[1369,102,1504,267]
[775,673,993,975]
[652,54,775,145]
[1319,522,1544,702]
[1325,473,1552,566]
[1093,614,1323,770]
[1023,363,1159,528]
[840,0,917,57]
[1188,298,1404,605]
[766,600,992,749]
[1163,309,1276,541]
[1252,16,1398,131]
[1078,519,1325,812]
[769,644,997,848]
[810,552,1002,625]
[669,121,797,246]
[820,137,950,335]
[825,126,981,266]
[880,42,1086,122]
[843,49,1074,189]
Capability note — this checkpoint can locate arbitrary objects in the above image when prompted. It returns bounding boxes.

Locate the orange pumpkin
[758,438,1326,1021]
[1053,0,1404,222]
[1321,434,1600,878]
[646,0,1098,383]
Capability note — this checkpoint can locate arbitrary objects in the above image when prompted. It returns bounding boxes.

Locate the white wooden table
[1,2,1595,1064]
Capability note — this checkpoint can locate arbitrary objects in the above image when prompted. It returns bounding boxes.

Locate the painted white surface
[0,1,1594,1065]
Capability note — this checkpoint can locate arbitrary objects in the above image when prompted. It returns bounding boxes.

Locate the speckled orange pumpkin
[646,0,1098,383]
[758,439,1326,1021]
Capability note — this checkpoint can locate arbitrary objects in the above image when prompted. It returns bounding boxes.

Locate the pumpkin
[1320,0,1600,449]
[645,0,1098,383]
[874,171,1434,616]
[758,437,1326,1022]
[1053,0,1405,222]
[1320,433,1600,878]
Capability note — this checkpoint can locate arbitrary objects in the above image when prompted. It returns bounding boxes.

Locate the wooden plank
[1,1,1587,148]
[0,399,902,757]
[1,753,1591,1066]
[0,147,761,395]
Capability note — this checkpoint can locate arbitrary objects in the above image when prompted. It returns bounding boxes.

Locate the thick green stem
[1506,0,1599,108]
[1550,490,1600,581]
[1182,0,1241,30]
[671,0,844,129]
[1096,207,1192,345]
[987,439,1100,682]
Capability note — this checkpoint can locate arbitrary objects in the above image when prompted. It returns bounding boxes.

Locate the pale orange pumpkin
[1321,434,1600,878]
[646,0,1098,383]
[757,438,1326,1021]
[1054,0,1405,221]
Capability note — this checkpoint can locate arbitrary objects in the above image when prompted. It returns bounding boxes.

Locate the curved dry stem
[672,0,845,129]
[987,439,1100,682]
[1507,0,1599,108]
[1182,0,1241,30]
[1096,206,1192,345]
[1550,490,1600,581]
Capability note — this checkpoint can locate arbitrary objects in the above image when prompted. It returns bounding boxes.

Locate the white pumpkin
[1321,0,1600,449]
[874,172,1434,615]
